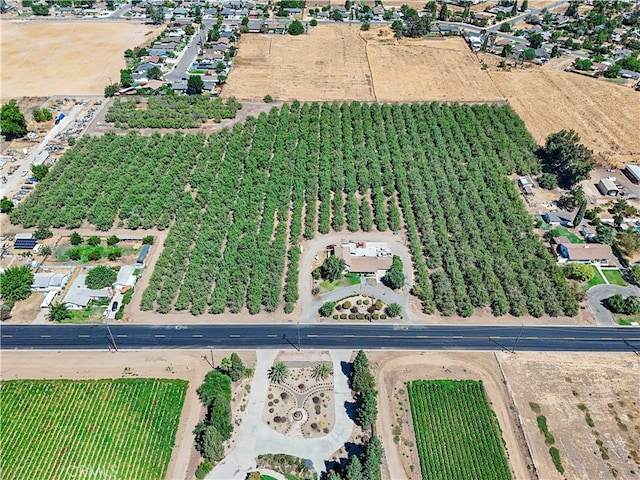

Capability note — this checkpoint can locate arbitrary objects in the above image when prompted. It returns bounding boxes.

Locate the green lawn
[56,244,137,263]
[549,226,584,243]
[261,476,278,480]
[601,269,627,286]
[321,274,361,291]
[0,378,188,480]
[583,266,606,291]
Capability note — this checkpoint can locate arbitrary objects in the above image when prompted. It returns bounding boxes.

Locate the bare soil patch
[369,351,533,480]
[0,21,163,99]
[498,352,640,480]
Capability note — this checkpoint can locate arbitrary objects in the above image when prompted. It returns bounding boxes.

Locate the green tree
[0,266,34,303]
[268,362,289,384]
[363,436,384,480]
[1,197,13,214]
[85,266,117,289]
[142,235,155,245]
[34,226,53,240]
[352,350,375,393]
[33,108,53,122]
[391,20,404,36]
[596,224,614,245]
[345,454,363,480]
[537,173,558,189]
[541,130,593,188]
[70,231,82,245]
[499,22,512,32]
[41,246,52,256]
[193,423,225,462]
[87,249,102,261]
[215,61,227,74]
[263,94,273,103]
[104,83,120,97]
[185,25,195,35]
[438,2,448,20]
[31,164,48,181]
[574,59,593,71]
[522,48,536,61]
[107,235,120,246]
[312,362,333,380]
[404,15,430,37]
[605,294,640,314]
[87,235,101,246]
[527,32,543,49]
[187,75,205,94]
[195,462,213,480]
[145,4,164,24]
[386,303,402,317]
[197,370,231,405]
[573,199,587,226]
[383,268,405,290]
[120,69,133,88]
[147,66,163,80]
[630,265,640,285]
[107,248,122,261]
[551,45,561,58]
[618,230,640,256]
[319,301,336,317]
[604,64,621,78]
[288,19,305,35]
[229,352,246,381]
[563,262,594,281]
[310,18,318,26]
[357,388,378,426]
[1,100,28,140]
[319,254,346,282]
[520,0,528,11]
[48,303,72,322]
[219,356,232,373]
[67,248,81,261]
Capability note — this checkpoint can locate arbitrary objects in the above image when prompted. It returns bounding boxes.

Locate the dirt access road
[0,21,162,100]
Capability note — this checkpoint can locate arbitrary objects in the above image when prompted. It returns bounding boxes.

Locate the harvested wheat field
[224,25,375,102]
[499,352,640,480]
[489,68,640,166]
[0,21,162,99]
[362,28,504,102]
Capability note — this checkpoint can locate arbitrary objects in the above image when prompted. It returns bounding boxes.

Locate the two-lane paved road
[1,324,638,352]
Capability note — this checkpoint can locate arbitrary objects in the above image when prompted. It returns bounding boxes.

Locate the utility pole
[512,323,525,353]
[105,317,118,352]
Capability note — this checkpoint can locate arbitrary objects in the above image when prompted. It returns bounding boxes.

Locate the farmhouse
[597,178,618,196]
[62,274,110,310]
[556,238,612,264]
[333,240,394,276]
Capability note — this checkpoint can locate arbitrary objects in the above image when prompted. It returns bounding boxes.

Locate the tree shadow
[322,442,366,479]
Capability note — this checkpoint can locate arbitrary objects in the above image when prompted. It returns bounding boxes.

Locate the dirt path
[369,351,534,480]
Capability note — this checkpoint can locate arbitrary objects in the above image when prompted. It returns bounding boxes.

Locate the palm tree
[268,362,289,384]
[312,363,333,381]
[48,303,71,323]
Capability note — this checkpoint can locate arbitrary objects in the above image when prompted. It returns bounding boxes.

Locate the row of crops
[11,101,578,316]
[105,96,242,128]
[406,380,512,480]
[0,378,187,480]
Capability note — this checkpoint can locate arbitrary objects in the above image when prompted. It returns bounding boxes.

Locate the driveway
[586,284,640,326]
[299,233,414,323]
[209,349,354,479]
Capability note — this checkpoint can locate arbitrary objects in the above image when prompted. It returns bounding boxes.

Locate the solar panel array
[14,238,36,249]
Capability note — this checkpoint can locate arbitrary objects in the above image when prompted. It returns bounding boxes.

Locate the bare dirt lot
[499,352,640,480]
[0,21,162,99]
[0,349,256,480]
[225,25,640,165]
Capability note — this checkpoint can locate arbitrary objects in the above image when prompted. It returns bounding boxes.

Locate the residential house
[173,6,189,17]
[62,274,110,310]
[333,240,394,276]
[556,239,612,264]
[543,211,573,226]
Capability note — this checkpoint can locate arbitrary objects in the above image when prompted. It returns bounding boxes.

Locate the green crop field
[407,380,512,480]
[0,378,187,480]
[11,102,578,317]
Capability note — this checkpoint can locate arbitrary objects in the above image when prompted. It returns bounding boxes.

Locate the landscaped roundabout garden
[10,102,578,317]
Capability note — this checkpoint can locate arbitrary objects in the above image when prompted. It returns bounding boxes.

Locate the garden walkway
[208,349,354,479]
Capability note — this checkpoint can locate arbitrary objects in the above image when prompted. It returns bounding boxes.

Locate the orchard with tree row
[12,102,577,317]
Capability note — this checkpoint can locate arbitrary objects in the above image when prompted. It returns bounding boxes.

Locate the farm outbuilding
[13,233,36,250]
[597,178,618,196]
[624,164,640,184]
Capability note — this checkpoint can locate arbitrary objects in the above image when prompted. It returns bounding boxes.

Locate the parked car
[111,302,119,312]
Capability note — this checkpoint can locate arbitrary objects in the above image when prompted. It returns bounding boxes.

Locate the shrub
[386,303,402,317]
[70,232,82,245]
[142,235,154,245]
[363,299,369,305]
[342,301,351,309]
[374,300,383,310]
[357,313,364,320]
[349,314,356,319]
[34,226,53,240]
[67,248,81,261]
[107,235,120,246]
[340,313,347,319]
[319,301,336,317]
[87,249,102,261]
[263,94,273,103]
[195,461,213,480]
[372,314,379,320]
[87,235,101,246]
[333,314,339,319]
